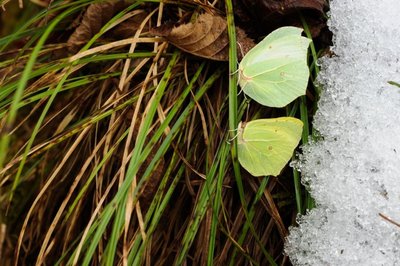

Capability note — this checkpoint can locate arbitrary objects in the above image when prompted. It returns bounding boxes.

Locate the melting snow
[285,0,400,265]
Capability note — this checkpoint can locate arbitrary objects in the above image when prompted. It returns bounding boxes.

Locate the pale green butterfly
[237,117,303,177]
[238,26,311,108]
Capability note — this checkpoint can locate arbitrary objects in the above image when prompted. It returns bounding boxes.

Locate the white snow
[285,0,400,265]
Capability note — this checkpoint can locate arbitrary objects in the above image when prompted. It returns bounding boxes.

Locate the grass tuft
[0,1,328,265]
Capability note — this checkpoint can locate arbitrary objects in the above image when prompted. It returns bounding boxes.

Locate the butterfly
[238,26,311,108]
[237,117,303,176]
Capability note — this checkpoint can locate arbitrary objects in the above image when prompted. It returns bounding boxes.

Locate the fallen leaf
[236,0,327,37]
[241,0,326,15]
[151,13,255,61]
[67,1,127,53]
[110,12,149,39]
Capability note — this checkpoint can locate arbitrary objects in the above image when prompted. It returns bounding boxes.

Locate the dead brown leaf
[110,12,149,39]
[67,1,127,53]
[283,0,326,12]
[150,13,255,61]
[237,0,328,38]
[241,0,326,15]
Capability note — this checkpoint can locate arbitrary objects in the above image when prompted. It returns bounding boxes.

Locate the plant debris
[236,0,328,38]
[67,1,128,53]
[0,0,330,264]
[151,13,255,61]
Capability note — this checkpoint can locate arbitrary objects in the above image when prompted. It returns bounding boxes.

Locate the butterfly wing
[237,117,303,176]
[238,27,311,107]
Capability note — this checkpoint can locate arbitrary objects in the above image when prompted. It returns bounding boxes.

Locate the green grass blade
[207,143,228,266]
[388,81,400,88]
[2,4,84,194]
[175,142,229,265]
[80,51,180,265]
[229,176,270,265]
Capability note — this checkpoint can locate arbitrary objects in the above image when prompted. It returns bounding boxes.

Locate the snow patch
[285,0,400,265]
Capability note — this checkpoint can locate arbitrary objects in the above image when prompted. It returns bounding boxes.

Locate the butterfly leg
[226,128,240,144]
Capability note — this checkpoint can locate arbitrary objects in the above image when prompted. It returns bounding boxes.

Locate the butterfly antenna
[233,42,244,86]
[237,41,245,59]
